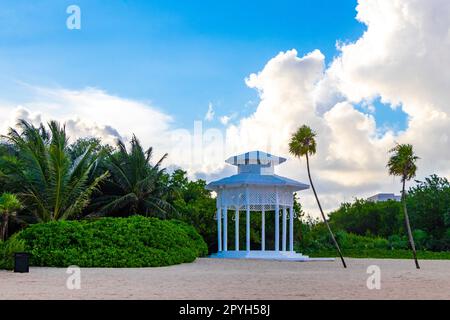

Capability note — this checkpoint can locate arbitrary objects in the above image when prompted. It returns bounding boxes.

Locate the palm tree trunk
[306,153,347,268]
[402,178,420,269]
[1,213,8,241]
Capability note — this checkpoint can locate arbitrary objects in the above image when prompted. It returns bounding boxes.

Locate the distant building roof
[367,193,401,202]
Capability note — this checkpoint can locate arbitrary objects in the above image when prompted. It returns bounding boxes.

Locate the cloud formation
[0,87,173,160]
[203,0,450,214]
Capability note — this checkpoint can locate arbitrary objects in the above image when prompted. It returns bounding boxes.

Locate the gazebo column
[217,206,222,252]
[246,188,250,252]
[275,190,279,252]
[289,204,294,252]
[235,208,239,251]
[223,206,228,251]
[282,206,287,252]
[261,207,265,251]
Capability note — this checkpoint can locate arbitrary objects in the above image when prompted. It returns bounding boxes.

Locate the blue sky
[0,0,406,130]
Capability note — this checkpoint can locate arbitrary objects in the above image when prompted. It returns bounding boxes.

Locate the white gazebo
[207,151,327,261]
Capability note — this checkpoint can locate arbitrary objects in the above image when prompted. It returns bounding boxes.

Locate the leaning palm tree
[92,135,172,217]
[0,120,107,222]
[0,193,21,241]
[289,125,347,268]
[387,143,420,269]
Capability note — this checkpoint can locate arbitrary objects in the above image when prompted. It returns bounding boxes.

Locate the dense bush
[0,235,26,270]
[318,175,450,252]
[328,199,403,238]
[407,175,450,250]
[301,225,391,252]
[16,216,207,268]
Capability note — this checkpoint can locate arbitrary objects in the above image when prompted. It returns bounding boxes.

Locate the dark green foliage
[0,235,26,270]
[0,120,107,222]
[16,216,207,267]
[167,170,217,253]
[92,135,171,218]
[301,225,391,252]
[387,234,409,250]
[407,175,450,250]
[303,175,450,255]
[328,199,403,238]
[67,137,113,162]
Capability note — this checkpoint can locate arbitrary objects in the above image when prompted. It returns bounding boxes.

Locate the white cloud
[201,0,450,216]
[0,86,173,160]
[326,0,450,179]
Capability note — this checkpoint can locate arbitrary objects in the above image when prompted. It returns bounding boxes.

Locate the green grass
[305,249,450,260]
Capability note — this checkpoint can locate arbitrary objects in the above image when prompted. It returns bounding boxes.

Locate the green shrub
[16,216,208,268]
[301,227,390,252]
[412,229,429,250]
[335,231,389,250]
[387,234,409,250]
[0,235,26,270]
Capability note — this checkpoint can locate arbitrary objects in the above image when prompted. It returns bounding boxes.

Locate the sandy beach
[1,258,449,300]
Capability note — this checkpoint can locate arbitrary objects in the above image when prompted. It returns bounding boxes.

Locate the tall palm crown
[0,120,107,222]
[387,144,419,181]
[288,125,317,157]
[93,135,172,217]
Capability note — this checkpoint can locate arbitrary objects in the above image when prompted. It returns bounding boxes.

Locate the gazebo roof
[206,173,309,191]
[206,150,309,192]
[225,151,286,166]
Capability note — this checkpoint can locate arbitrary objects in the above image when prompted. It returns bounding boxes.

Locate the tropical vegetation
[0,119,449,269]
[15,216,207,268]
[0,193,21,241]
[302,174,450,259]
[0,120,107,222]
[90,135,171,218]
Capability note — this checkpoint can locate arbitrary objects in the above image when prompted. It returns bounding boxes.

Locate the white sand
[1,258,449,300]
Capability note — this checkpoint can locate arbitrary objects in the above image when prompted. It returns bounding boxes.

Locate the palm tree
[387,143,420,269]
[0,120,107,222]
[0,193,21,240]
[289,125,347,268]
[92,135,172,217]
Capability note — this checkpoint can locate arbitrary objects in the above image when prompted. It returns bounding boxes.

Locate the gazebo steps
[209,250,334,262]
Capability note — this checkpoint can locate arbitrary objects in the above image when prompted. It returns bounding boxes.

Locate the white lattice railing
[216,186,295,211]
